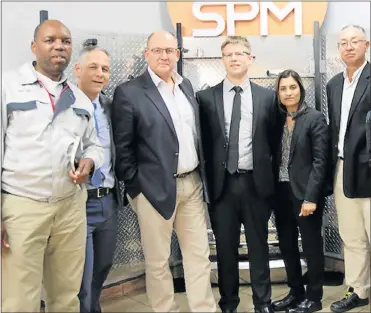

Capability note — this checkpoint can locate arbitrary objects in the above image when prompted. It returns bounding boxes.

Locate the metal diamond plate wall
[63,30,183,279]
[184,58,316,106]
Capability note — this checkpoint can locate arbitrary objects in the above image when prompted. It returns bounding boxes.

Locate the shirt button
[223,144,226,149]
[222,162,226,166]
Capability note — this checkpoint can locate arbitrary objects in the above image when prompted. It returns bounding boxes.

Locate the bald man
[111,31,216,312]
[1,20,104,312]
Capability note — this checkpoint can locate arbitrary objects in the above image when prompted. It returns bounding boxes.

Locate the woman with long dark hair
[271,70,331,313]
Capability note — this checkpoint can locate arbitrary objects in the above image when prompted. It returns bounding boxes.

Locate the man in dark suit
[74,45,121,313]
[111,31,216,312]
[196,36,277,313]
[326,25,370,313]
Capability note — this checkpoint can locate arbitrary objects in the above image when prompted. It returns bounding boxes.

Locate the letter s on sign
[192,2,225,37]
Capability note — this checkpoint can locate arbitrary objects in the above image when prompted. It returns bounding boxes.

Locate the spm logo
[167,2,328,37]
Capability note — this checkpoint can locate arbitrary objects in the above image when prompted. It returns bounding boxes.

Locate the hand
[1,222,10,249]
[69,158,94,184]
[299,202,317,217]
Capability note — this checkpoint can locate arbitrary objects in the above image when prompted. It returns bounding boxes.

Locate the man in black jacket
[326,25,370,313]
[197,36,278,313]
[111,31,216,313]
[74,45,121,313]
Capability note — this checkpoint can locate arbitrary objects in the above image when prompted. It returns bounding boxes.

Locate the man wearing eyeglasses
[326,25,370,313]
[196,36,278,313]
[111,31,216,312]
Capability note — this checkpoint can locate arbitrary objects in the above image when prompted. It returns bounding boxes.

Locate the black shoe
[272,294,304,311]
[287,299,322,313]
[255,305,274,313]
[222,309,236,313]
[330,288,369,313]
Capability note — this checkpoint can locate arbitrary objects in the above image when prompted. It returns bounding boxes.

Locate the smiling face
[222,42,253,80]
[74,49,111,100]
[31,20,72,80]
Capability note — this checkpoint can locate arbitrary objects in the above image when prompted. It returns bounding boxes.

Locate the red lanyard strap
[37,80,69,112]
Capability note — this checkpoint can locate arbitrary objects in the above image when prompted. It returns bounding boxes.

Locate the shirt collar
[223,76,251,93]
[147,66,183,87]
[92,95,101,109]
[343,60,367,83]
[19,61,68,85]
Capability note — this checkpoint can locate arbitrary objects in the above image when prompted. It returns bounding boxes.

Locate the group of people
[1,18,370,313]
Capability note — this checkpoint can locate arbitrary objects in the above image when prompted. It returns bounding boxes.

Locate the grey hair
[341,24,367,36]
[78,45,110,63]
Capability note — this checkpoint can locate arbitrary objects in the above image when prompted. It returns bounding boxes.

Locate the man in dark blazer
[74,45,121,313]
[196,36,278,313]
[326,25,371,313]
[111,31,216,312]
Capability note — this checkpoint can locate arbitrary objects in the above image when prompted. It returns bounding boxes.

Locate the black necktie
[227,86,243,174]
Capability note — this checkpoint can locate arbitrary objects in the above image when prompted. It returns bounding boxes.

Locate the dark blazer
[111,69,209,220]
[196,81,278,202]
[99,93,124,208]
[275,107,331,203]
[327,62,371,198]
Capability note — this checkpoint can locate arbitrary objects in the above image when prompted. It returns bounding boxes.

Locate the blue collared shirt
[86,95,115,189]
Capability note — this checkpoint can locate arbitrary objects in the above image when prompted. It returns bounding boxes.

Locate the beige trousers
[1,189,87,312]
[129,171,216,312]
[334,160,371,299]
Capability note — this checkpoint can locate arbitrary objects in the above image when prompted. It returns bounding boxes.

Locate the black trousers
[273,182,324,302]
[210,171,272,311]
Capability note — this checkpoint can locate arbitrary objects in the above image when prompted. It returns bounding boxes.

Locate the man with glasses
[196,36,278,313]
[111,31,216,312]
[326,25,370,313]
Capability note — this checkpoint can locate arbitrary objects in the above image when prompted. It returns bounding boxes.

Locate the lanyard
[37,79,69,112]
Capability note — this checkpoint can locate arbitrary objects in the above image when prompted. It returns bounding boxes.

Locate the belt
[87,187,112,199]
[174,170,195,179]
[339,157,344,160]
[235,169,253,174]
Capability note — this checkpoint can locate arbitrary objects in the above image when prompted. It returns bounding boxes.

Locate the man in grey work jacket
[74,44,122,313]
[1,20,104,312]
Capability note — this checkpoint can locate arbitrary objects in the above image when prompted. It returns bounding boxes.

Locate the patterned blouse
[279,121,295,182]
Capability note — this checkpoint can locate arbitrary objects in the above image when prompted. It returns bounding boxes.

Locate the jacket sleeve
[111,84,140,199]
[304,113,329,203]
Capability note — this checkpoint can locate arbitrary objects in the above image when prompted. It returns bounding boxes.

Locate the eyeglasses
[337,39,367,49]
[222,51,251,58]
[149,47,179,55]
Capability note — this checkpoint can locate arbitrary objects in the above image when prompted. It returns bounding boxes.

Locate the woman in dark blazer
[271,70,330,313]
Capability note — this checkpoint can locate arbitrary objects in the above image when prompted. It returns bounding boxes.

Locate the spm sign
[167,2,328,37]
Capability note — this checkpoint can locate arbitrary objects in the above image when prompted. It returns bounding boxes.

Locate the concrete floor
[101,283,371,312]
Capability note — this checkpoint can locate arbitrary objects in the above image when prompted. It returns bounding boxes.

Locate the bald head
[31,19,72,81]
[34,20,70,41]
[144,30,180,82]
[146,31,177,48]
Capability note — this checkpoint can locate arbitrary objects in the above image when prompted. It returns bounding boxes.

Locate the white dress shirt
[148,67,199,174]
[338,60,367,158]
[223,77,254,170]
